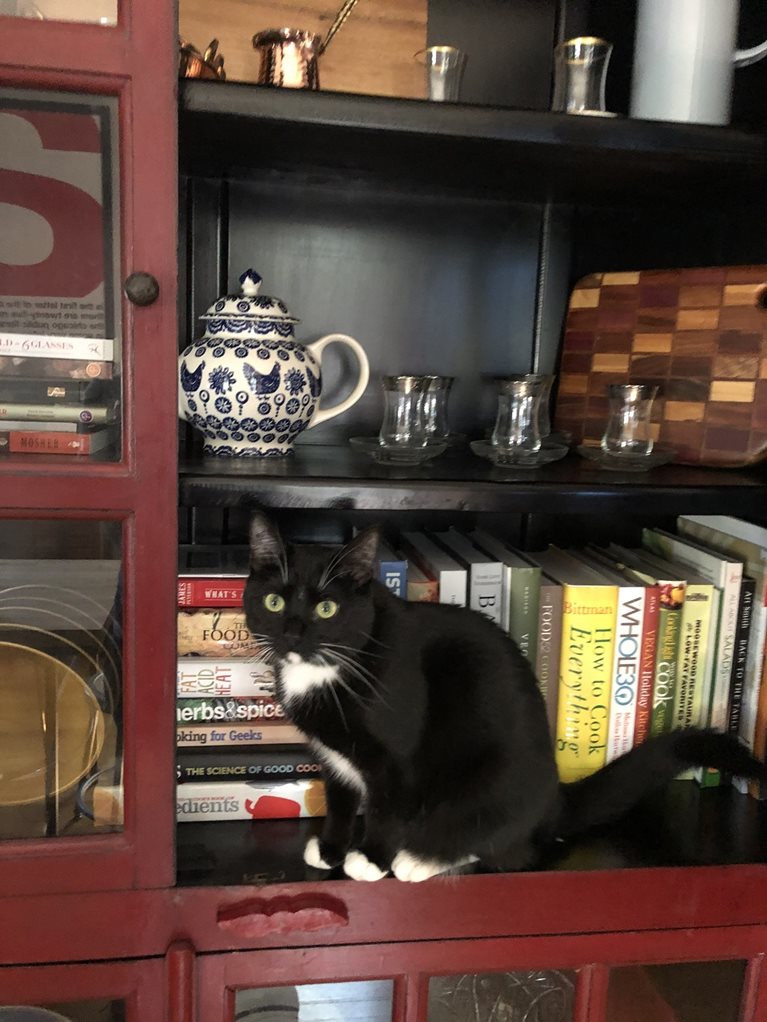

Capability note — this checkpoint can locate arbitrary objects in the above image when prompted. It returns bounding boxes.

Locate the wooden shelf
[179,79,767,203]
[176,781,767,888]
[179,445,767,516]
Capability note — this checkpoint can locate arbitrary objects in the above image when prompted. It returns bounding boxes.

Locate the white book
[0,332,114,362]
[432,529,504,627]
[0,419,80,432]
[468,529,542,655]
[400,531,466,606]
[0,402,116,424]
[176,779,323,821]
[677,515,767,792]
[177,657,276,698]
[569,550,646,762]
[643,528,743,737]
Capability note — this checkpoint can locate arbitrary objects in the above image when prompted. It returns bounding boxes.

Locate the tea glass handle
[305,333,370,429]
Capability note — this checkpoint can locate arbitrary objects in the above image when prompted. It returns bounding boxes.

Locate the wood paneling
[179,0,427,99]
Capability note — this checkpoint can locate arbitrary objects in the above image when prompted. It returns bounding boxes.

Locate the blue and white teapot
[178,269,369,456]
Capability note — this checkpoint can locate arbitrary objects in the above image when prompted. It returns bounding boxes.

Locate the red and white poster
[0,91,119,360]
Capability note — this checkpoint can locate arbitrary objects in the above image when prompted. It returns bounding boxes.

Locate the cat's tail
[555,728,767,840]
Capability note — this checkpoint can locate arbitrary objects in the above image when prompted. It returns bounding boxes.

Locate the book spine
[729,577,755,736]
[8,430,105,454]
[177,609,261,656]
[0,332,114,361]
[177,748,319,783]
[555,584,616,783]
[176,723,305,748]
[673,583,714,730]
[468,562,504,628]
[0,358,114,380]
[0,378,103,403]
[378,557,407,599]
[177,659,276,698]
[509,567,541,665]
[406,578,439,602]
[176,779,326,821]
[0,402,115,424]
[437,569,466,606]
[176,696,286,724]
[634,585,660,745]
[177,578,247,608]
[749,635,767,799]
[649,584,686,736]
[536,581,562,742]
[606,588,644,762]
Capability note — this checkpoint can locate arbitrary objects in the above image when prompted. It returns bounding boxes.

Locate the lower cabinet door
[0,958,165,1021]
[198,926,767,1022]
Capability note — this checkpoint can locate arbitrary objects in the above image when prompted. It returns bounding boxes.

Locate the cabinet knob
[217,893,349,937]
[124,271,160,306]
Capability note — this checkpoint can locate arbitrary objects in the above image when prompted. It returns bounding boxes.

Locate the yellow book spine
[556,583,617,783]
[677,583,714,730]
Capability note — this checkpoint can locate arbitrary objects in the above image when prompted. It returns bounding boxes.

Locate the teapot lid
[200,269,299,322]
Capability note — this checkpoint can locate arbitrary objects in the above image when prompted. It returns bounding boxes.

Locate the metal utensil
[319,0,361,54]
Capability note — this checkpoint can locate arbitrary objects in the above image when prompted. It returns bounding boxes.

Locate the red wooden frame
[3,865,767,966]
[0,0,177,896]
[0,956,166,1019]
[197,927,767,1022]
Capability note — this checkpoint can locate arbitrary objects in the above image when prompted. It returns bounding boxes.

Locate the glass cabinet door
[0,958,164,1021]
[0,0,177,896]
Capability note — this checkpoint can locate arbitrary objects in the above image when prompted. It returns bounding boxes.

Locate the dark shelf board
[179,79,767,203]
[179,444,767,516]
[177,781,767,888]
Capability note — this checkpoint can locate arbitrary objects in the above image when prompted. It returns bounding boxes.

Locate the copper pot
[179,37,226,80]
[252,28,322,89]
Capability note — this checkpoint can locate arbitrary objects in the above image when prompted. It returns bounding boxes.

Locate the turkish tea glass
[495,373,554,438]
[491,377,545,454]
[421,375,455,442]
[379,375,430,447]
[415,45,467,101]
[601,383,658,457]
[552,36,613,114]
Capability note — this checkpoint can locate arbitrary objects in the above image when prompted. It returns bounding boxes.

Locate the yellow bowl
[0,641,105,807]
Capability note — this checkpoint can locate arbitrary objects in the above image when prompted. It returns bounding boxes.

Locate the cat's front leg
[343,807,397,882]
[304,775,360,871]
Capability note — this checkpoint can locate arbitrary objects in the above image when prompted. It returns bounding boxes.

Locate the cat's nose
[284,616,305,642]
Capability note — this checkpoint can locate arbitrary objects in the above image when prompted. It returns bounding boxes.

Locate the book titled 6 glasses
[176,514,767,825]
[0,335,119,456]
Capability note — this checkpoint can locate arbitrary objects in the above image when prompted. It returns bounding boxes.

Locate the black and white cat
[244,513,766,883]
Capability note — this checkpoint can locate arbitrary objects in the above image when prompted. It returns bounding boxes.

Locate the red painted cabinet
[0,0,178,898]
[3,1,767,1019]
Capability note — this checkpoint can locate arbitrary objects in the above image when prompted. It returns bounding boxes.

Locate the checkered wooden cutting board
[552,266,767,467]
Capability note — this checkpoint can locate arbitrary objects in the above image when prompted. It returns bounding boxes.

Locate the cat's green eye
[315,599,339,619]
[263,593,286,613]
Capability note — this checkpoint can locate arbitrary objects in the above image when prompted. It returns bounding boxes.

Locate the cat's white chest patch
[279,653,340,701]
[312,740,367,795]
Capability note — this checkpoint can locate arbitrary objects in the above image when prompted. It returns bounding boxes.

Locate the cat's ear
[338,526,380,587]
[248,513,285,575]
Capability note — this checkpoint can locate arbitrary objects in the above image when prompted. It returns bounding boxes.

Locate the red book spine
[634,584,660,745]
[8,430,96,454]
[177,578,248,607]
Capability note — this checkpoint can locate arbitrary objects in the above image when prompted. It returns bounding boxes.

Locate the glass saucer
[576,444,676,472]
[470,440,569,468]
[349,436,448,465]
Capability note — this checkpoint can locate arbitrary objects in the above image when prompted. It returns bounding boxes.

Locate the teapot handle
[734,38,767,68]
[304,333,370,429]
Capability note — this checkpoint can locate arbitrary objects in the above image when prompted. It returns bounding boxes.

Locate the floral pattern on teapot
[178,269,369,457]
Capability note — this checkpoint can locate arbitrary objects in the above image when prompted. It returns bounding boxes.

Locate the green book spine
[650,595,685,736]
[509,565,541,666]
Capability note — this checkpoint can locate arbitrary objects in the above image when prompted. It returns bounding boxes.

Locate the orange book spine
[9,430,96,454]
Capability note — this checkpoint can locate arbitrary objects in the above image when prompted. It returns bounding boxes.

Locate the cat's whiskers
[318,543,358,589]
[314,653,350,731]
[360,631,392,651]
[317,647,377,709]
[321,646,395,711]
[322,640,384,660]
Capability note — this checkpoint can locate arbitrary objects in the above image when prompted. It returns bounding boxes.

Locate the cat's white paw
[391,850,478,882]
[391,850,447,883]
[303,836,331,870]
[343,849,387,882]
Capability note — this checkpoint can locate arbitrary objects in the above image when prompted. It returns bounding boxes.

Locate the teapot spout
[734,38,767,68]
